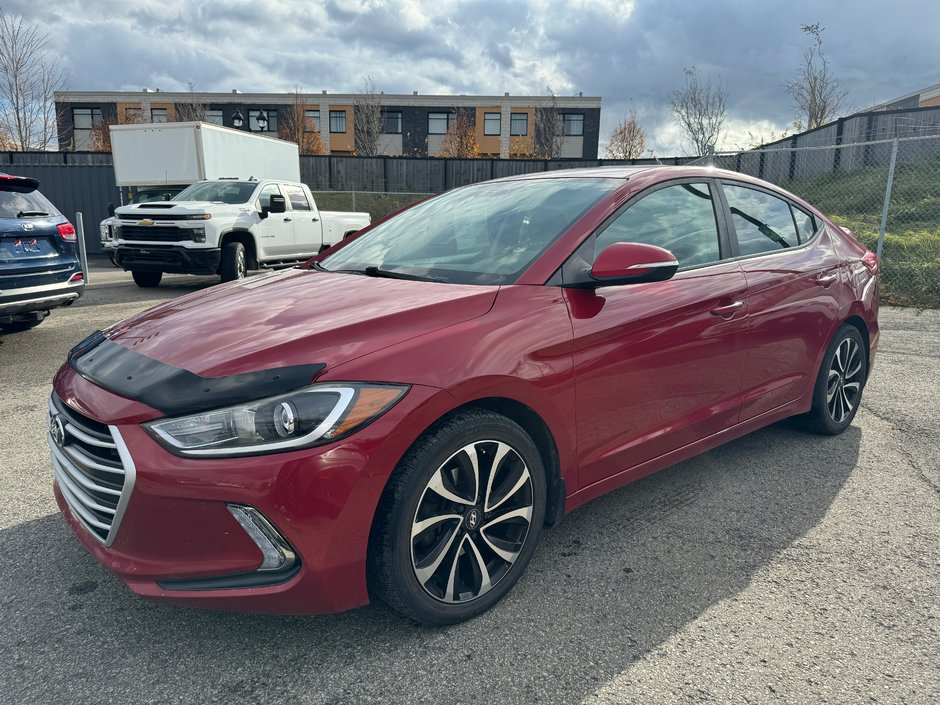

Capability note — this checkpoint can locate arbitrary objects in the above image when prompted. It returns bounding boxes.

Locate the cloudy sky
[13,0,940,155]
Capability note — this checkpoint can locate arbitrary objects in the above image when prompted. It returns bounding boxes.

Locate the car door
[718,181,844,421]
[281,185,322,257]
[254,183,294,258]
[562,180,749,488]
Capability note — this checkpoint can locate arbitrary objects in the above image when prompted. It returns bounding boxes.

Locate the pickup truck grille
[48,394,136,546]
[120,225,190,241]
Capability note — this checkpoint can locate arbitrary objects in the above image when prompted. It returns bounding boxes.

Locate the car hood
[103,269,498,379]
[115,201,237,216]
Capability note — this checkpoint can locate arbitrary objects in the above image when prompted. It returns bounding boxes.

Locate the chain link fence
[310,191,432,222]
[710,135,940,307]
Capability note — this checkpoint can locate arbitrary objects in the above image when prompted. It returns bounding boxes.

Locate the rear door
[0,178,77,289]
[254,183,294,258]
[563,180,749,488]
[281,184,322,256]
[718,181,842,420]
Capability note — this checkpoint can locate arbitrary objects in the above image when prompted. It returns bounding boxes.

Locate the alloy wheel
[236,249,247,278]
[410,440,533,604]
[827,337,862,423]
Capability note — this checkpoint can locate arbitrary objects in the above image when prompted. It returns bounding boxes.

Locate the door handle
[709,301,745,317]
[283,217,292,222]
[815,273,837,287]
[311,216,320,222]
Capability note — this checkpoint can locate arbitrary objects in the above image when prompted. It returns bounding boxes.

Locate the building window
[304,110,320,132]
[510,113,528,136]
[428,112,451,135]
[72,108,102,150]
[329,110,346,133]
[150,108,168,123]
[249,109,277,132]
[205,109,223,125]
[383,111,402,134]
[563,113,584,136]
[484,112,501,136]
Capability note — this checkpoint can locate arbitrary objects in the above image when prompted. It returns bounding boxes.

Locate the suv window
[724,184,799,255]
[0,188,60,219]
[256,184,283,210]
[282,185,311,211]
[594,182,721,268]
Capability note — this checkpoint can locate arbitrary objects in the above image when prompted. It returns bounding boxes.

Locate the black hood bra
[68,331,325,417]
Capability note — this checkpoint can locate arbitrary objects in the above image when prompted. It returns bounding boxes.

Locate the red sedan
[50,167,878,625]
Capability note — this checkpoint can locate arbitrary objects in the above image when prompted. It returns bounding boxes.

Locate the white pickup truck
[112,179,370,287]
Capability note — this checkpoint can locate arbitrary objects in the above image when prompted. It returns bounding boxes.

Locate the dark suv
[0,174,84,333]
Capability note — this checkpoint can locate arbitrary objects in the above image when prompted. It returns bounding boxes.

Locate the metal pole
[351,191,356,211]
[876,138,899,260]
[75,212,90,284]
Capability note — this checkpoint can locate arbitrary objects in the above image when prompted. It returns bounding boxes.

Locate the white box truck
[99,122,301,254]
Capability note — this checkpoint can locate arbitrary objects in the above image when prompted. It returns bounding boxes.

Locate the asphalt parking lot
[1,260,938,705]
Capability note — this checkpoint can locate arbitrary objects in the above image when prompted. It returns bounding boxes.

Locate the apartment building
[55,90,602,158]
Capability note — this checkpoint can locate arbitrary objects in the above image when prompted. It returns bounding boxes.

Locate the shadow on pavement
[0,422,860,704]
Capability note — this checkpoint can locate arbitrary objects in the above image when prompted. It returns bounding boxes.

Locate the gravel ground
[1,261,937,705]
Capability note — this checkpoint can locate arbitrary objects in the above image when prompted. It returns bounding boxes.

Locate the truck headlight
[191,227,206,243]
[99,224,110,242]
[143,383,408,457]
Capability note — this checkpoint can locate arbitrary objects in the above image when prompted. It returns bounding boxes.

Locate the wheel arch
[842,314,871,381]
[220,229,258,269]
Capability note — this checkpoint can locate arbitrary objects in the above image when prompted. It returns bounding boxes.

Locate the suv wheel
[370,410,546,625]
[131,270,162,288]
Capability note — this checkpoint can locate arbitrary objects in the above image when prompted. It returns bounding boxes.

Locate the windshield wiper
[16,210,49,218]
[363,266,445,283]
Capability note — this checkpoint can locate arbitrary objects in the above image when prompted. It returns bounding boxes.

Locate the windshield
[320,178,618,285]
[174,181,258,204]
[0,188,60,218]
[129,188,184,205]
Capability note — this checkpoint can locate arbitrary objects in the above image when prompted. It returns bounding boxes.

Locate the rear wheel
[797,324,867,435]
[131,270,162,288]
[0,314,46,333]
[370,410,546,625]
[220,241,247,282]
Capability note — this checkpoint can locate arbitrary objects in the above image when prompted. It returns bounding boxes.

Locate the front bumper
[51,364,454,615]
[0,279,84,322]
[114,245,221,275]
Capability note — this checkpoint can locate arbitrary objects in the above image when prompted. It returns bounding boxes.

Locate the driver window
[594,182,721,268]
[256,184,282,210]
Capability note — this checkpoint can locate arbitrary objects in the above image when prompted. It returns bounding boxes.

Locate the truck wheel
[132,270,162,288]
[220,241,247,282]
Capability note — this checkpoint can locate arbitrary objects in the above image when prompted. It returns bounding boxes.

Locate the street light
[256,110,268,131]
[232,110,244,128]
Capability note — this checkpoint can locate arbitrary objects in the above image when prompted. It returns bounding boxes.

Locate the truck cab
[112,179,370,286]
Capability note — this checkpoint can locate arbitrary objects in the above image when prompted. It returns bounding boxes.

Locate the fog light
[226,504,296,572]
[192,227,206,243]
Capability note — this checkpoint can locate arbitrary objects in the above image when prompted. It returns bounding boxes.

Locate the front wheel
[131,270,162,288]
[797,324,867,435]
[220,241,247,282]
[369,410,546,625]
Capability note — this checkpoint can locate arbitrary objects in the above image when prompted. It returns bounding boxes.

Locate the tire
[131,270,162,288]
[797,324,867,435]
[0,316,45,333]
[220,241,247,282]
[369,409,546,625]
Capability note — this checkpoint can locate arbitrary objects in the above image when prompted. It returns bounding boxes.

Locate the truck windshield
[174,181,258,204]
[129,188,184,204]
[319,177,619,285]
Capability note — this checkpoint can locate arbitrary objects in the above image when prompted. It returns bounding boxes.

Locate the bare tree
[671,66,728,156]
[786,24,848,130]
[174,81,207,122]
[277,88,325,155]
[605,108,646,159]
[534,88,564,159]
[0,9,68,150]
[353,76,382,156]
[437,108,479,158]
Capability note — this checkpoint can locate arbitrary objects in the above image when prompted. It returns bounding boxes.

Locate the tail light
[70,273,84,282]
[57,223,77,242]
[862,249,879,275]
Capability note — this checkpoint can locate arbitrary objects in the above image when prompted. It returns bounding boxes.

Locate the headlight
[191,227,206,242]
[143,383,408,457]
[99,224,110,242]
[184,213,212,220]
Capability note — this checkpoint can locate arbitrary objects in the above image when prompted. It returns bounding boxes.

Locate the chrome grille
[119,225,190,241]
[48,394,136,546]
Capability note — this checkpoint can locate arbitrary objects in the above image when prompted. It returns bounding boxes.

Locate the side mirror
[587,242,678,287]
[268,195,287,214]
[163,193,172,201]
[107,202,115,217]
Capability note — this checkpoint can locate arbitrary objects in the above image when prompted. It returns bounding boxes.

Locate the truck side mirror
[268,195,287,214]
[107,202,115,217]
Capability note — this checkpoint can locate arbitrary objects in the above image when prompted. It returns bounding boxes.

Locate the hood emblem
[22,222,34,230]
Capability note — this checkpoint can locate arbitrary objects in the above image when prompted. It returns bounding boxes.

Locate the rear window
[0,188,60,219]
